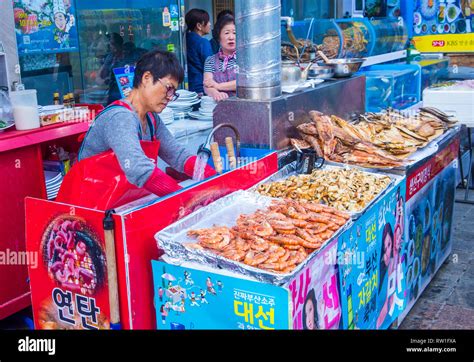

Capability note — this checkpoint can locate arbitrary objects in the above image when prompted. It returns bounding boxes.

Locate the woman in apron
[57,50,215,210]
[203,15,236,102]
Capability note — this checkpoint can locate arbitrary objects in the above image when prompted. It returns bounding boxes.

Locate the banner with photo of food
[407,0,474,51]
[13,0,79,54]
[26,198,112,329]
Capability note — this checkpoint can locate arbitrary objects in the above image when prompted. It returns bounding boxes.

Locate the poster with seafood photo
[409,0,474,52]
[152,261,290,330]
[338,179,407,330]
[287,238,342,330]
[26,198,111,329]
[399,160,457,321]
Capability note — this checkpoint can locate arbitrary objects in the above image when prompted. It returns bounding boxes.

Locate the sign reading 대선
[13,0,79,55]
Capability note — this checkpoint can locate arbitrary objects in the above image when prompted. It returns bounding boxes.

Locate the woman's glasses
[158,78,179,102]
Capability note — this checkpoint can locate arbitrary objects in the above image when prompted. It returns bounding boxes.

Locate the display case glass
[305,17,407,59]
[360,64,421,112]
[369,17,408,55]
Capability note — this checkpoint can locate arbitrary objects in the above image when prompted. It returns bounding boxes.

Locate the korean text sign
[26,198,112,329]
[152,261,290,330]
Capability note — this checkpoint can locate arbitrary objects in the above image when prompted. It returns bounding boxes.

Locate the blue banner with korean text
[152,261,290,330]
[338,178,407,329]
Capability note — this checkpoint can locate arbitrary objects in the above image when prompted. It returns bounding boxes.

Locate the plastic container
[335,18,374,58]
[9,89,40,130]
[410,57,450,93]
[369,18,407,55]
[309,17,407,59]
[359,64,421,112]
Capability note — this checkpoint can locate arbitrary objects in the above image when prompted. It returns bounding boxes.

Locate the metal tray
[156,190,352,285]
[250,161,397,220]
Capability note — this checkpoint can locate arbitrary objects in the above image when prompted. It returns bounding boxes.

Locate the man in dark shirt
[185,9,213,94]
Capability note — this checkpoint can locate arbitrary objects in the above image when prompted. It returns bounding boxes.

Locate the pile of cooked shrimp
[186,199,350,274]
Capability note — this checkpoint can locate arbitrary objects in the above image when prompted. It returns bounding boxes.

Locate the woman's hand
[204,78,220,90]
[212,91,229,102]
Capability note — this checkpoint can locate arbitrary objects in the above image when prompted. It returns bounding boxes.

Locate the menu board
[413,0,473,36]
[13,0,79,55]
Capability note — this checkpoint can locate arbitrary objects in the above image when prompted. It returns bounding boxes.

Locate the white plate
[446,4,461,23]
[188,111,213,121]
[168,101,200,108]
[176,89,197,97]
[0,122,15,132]
[200,96,215,102]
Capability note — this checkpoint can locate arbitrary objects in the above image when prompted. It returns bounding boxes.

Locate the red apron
[56,101,161,210]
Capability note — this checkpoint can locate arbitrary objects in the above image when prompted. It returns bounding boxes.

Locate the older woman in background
[203,15,236,102]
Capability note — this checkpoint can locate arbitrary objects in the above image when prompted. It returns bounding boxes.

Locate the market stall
[151,110,460,329]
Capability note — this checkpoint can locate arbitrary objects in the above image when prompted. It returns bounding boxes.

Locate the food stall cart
[25,147,279,329]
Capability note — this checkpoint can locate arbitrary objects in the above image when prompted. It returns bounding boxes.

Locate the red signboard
[26,199,113,329]
[406,137,460,201]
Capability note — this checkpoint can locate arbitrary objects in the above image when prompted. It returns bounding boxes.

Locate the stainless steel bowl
[317,58,366,78]
[307,65,335,79]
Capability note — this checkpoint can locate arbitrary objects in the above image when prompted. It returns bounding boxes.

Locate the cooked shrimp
[222,248,246,262]
[253,221,274,237]
[268,220,296,234]
[244,251,269,266]
[249,236,270,252]
[264,245,286,263]
[267,235,301,246]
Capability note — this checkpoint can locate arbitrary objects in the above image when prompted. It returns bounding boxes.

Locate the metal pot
[317,58,366,78]
[281,60,303,86]
[307,65,335,79]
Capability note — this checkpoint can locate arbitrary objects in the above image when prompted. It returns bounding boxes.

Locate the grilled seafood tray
[251,161,398,219]
[156,190,352,285]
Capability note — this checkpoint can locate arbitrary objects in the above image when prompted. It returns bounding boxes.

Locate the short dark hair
[216,9,234,21]
[185,9,210,32]
[213,14,235,41]
[133,49,184,88]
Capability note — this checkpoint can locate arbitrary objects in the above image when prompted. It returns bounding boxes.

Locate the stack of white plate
[160,107,174,125]
[188,96,216,121]
[167,90,200,116]
[44,170,64,200]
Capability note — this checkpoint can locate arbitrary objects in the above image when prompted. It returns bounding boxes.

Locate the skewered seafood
[186,199,349,274]
[257,168,391,213]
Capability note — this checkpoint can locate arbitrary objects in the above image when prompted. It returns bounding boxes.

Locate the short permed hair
[185,8,210,32]
[133,49,184,88]
[213,14,235,41]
